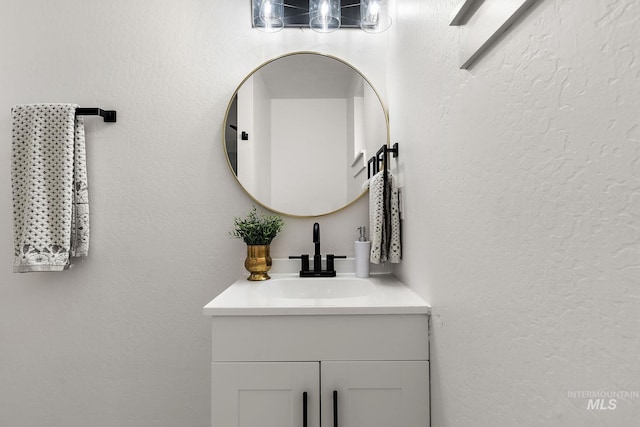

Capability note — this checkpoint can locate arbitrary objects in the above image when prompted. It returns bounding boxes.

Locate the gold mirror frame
[222,51,390,218]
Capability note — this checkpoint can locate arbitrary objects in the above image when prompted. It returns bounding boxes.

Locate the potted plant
[230,206,284,281]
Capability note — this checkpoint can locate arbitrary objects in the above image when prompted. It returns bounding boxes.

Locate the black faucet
[289,222,346,277]
[313,222,321,272]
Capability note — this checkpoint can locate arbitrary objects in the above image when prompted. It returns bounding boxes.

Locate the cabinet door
[212,362,320,427]
[321,361,429,427]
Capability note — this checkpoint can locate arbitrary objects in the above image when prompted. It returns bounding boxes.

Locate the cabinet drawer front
[211,314,429,362]
[212,362,320,427]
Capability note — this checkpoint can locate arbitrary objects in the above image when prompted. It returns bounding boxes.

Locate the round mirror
[223,52,389,217]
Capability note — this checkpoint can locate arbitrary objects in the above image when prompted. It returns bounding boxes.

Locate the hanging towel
[11,104,90,272]
[369,170,401,264]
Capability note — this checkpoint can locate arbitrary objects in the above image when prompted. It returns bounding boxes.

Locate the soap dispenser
[355,226,371,278]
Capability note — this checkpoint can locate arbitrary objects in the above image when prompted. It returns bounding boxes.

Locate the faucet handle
[326,254,347,273]
[289,254,310,272]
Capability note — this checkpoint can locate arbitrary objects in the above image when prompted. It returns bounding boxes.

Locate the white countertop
[203,272,430,316]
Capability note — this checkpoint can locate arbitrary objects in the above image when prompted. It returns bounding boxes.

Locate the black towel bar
[367,142,399,179]
[75,108,117,123]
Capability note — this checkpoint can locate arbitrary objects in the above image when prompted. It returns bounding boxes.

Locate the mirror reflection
[224,52,388,217]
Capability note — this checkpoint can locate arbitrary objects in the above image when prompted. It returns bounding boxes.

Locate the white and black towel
[12,103,90,272]
[369,170,401,264]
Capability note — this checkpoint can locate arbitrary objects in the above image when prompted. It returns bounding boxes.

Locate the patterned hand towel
[12,104,90,272]
[369,170,401,264]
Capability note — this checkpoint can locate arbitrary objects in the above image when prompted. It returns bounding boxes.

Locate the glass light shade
[360,0,391,33]
[253,0,284,32]
[309,0,341,33]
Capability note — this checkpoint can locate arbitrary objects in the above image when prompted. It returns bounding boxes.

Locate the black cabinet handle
[333,390,338,427]
[303,392,308,427]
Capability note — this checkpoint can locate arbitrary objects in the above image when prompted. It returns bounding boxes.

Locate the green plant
[230,206,284,245]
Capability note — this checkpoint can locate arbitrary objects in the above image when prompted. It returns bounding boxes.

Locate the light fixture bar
[252,0,362,29]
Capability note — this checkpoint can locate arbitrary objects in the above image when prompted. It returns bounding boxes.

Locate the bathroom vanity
[203,271,430,427]
[214,51,427,425]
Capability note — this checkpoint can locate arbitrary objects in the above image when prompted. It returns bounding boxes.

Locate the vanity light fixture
[251,0,390,32]
[360,0,391,33]
[253,0,285,32]
[309,0,341,33]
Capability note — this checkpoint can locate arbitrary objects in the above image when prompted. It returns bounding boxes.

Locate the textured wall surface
[390,0,640,425]
[2,0,638,426]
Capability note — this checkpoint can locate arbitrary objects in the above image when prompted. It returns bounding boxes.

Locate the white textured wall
[390,0,640,426]
[0,1,385,426]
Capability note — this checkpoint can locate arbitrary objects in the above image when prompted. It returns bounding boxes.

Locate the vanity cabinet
[208,314,430,427]
[204,273,431,427]
[212,360,428,427]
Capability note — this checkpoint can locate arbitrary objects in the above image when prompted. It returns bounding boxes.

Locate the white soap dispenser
[354,226,371,278]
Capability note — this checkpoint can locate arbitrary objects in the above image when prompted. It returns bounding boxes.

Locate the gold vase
[245,245,272,281]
